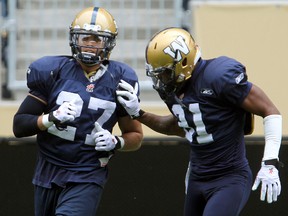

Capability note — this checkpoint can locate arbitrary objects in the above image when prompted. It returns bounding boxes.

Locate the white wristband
[262,114,282,161]
[118,136,125,149]
[42,114,54,128]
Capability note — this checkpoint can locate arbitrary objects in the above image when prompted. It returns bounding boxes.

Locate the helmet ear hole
[182,58,187,67]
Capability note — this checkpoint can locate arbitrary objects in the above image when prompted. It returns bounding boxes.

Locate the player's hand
[116,79,141,119]
[93,122,118,151]
[252,164,281,203]
[49,100,77,124]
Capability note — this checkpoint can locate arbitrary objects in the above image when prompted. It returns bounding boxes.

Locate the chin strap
[77,52,102,65]
[193,46,202,65]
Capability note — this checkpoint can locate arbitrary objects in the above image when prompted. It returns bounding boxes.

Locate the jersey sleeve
[218,59,252,106]
[26,56,59,102]
[120,62,139,95]
[111,61,140,117]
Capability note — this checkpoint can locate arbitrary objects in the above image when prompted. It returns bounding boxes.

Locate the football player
[116,27,282,216]
[13,7,143,216]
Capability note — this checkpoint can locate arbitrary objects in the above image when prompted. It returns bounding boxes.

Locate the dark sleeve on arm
[13,95,46,137]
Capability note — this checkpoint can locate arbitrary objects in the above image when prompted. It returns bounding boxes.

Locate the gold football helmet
[69,7,118,66]
[145,27,201,96]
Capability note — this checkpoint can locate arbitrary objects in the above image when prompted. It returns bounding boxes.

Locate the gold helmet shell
[145,27,201,87]
[69,7,118,65]
[71,7,118,35]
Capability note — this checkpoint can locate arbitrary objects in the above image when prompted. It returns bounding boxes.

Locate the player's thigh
[184,180,206,216]
[56,183,103,216]
[203,169,252,216]
[34,185,62,216]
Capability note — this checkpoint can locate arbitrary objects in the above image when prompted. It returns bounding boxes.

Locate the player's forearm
[13,113,42,137]
[13,95,47,137]
[119,131,143,152]
[137,112,185,137]
[262,115,282,161]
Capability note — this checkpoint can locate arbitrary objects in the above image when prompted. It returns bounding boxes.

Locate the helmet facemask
[146,48,189,101]
[70,29,116,66]
[147,64,174,89]
[146,62,184,101]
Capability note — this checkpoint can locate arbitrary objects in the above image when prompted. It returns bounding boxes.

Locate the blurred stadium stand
[1,0,285,100]
[0,0,182,101]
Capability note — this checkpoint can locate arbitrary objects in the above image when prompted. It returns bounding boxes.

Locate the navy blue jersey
[27,56,139,188]
[166,56,252,179]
